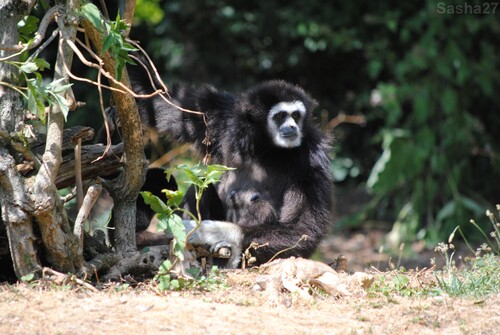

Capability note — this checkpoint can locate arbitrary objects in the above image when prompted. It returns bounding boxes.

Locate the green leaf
[366,129,410,191]
[393,274,409,289]
[168,215,186,243]
[170,279,181,290]
[20,273,35,282]
[159,259,172,273]
[18,15,39,42]
[34,58,50,71]
[459,196,484,216]
[182,168,203,185]
[26,86,37,115]
[157,275,171,291]
[122,42,139,52]
[49,92,69,121]
[435,200,456,224]
[79,3,104,31]
[101,34,115,54]
[157,213,186,260]
[207,164,234,175]
[115,60,125,81]
[441,88,457,116]
[140,191,169,214]
[162,189,184,207]
[19,61,38,74]
[47,78,72,94]
[26,78,47,121]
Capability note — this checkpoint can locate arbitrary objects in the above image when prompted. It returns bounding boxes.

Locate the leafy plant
[156,263,227,291]
[141,163,234,291]
[368,269,440,299]
[362,2,499,245]
[79,3,138,80]
[17,15,40,44]
[1,55,72,122]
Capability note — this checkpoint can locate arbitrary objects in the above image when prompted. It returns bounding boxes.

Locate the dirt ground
[0,280,497,335]
[1,231,499,335]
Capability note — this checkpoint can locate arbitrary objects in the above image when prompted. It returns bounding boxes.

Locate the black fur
[136,168,178,232]
[139,80,333,265]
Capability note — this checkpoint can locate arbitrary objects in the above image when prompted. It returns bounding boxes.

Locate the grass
[368,205,500,300]
[435,254,499,298]
[366,254,499,300]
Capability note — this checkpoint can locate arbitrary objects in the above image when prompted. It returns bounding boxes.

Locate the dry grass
[1,265,499,335]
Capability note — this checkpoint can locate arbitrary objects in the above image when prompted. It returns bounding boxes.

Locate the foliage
[357,2,500,244]
[435,204,500,272]
[369,206,500,299]
[12,0,494,247]
[135,0,165,25]
[1,55,72,122]
[368,254,500,300]
[17,15,40,44]
[141,163,233,290]
[434,254,500,299]
[430,207,500,299]
[155,264,227,291]
[79,3,138,80]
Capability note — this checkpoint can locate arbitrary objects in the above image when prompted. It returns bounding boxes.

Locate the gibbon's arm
[242,188,331,266]
[183,220,243,269]
[145,85,235,156]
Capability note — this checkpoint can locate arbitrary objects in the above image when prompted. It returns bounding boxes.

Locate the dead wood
[29,126,124,189]
[55,143,123,189]
[100,251,159,282]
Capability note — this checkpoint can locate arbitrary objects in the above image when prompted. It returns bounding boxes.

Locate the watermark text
[436,2,498,14]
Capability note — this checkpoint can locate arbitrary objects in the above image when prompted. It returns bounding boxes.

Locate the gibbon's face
[267,101,306,148]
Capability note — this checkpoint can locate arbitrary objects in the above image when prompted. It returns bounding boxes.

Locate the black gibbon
[131,79,334,267]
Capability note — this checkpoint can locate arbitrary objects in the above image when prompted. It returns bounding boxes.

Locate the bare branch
[0,148,41,278]
[98,0,110,20]
[27,28,59,62]
[65,38,162,98]
[31,5,82,274]
[149,145,190,168]
[75,137,83,209]
[42,267,98,291]
[81,13,146,253]
[127,40,170,94]
[325,112,366,130]
[74,183,103,255]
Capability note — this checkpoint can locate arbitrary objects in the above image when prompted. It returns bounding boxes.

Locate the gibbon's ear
[196,85,235,113]
[306,97,319,113]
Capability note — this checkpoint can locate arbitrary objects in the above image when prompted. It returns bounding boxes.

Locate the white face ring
[267,101,306,148]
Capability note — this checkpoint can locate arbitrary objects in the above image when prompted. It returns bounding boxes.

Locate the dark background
[65,0,500,249]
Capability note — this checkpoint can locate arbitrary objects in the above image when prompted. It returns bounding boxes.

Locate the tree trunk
[30,2,83,273]
[1,0,84,277]
[1,0,153,281]
[0,0,42,278]
[81,6,147,254]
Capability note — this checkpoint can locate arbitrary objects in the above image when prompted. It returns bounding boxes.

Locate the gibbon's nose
[280,125,298,137]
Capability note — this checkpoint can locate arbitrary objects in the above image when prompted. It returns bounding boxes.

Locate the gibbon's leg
[183,220,243,269]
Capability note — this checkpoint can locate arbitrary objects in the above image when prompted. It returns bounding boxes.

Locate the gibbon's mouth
[280,131,299,139]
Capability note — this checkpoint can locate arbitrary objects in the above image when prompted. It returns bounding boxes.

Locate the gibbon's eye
[291,111,301,122]
[273,111,287,122]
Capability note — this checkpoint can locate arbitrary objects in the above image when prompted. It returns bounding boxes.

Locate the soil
[1,231,498,335]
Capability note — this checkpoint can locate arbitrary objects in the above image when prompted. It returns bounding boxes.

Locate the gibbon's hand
[183,220,243,268]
